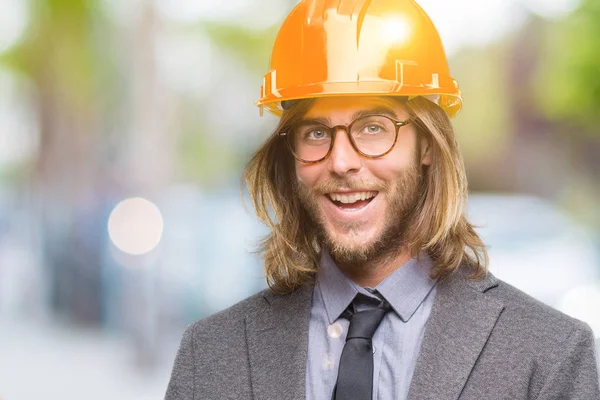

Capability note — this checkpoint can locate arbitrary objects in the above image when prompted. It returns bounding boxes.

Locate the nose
[327,129,362,176]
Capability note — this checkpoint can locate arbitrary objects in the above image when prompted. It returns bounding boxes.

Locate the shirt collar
[317,250,438,324]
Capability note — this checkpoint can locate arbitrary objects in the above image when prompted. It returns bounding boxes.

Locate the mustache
[309,178,390,195]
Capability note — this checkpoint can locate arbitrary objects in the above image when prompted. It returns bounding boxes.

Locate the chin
[325,227,379,256]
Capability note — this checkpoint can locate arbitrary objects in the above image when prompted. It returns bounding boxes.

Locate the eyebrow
[351,106,399,121]
[304,106,400,126]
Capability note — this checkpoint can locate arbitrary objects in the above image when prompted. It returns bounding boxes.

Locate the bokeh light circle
[108,197,164,255]
[327,322,344,339]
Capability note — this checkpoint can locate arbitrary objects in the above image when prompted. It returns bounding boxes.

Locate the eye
[359,123,385,135]
[306,129,327,140]
[365,124,382,134]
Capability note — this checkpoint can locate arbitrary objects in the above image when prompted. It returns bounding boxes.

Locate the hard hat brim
[256,80,462,118]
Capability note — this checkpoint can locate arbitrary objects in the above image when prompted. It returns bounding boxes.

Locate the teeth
[328,191,377,204]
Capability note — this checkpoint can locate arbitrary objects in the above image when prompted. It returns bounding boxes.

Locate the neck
[332,248,413,288]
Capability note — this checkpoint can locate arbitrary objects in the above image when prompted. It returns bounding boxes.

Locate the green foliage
[535,0,600,135]
[451,41,513,163]
[2,0,112,111]
[178,122,241,186]
[174,22,280,182]
[198,22,278,74]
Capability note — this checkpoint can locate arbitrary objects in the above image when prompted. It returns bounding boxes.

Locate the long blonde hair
[244,97,488,294]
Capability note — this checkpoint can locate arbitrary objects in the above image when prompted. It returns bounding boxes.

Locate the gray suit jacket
[165,270,600,399]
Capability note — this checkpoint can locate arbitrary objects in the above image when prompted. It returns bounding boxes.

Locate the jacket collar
[245,280,314,400]
[407,269,504,400]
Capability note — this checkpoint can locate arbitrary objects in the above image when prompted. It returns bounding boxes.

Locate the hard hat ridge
[304,0,372,21]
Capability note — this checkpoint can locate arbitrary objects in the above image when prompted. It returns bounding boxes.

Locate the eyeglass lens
[288,115,397,162]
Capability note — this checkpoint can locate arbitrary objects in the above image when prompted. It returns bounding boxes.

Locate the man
[165,0,600,399]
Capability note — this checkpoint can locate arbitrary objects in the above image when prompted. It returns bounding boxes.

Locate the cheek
[387,129,420,167]
[368,151,415,181]
[295,162,321,187]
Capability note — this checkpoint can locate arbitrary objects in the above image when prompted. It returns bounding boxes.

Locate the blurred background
[1,0,599,398]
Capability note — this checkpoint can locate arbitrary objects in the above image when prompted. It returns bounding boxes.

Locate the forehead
[303,96,407,120]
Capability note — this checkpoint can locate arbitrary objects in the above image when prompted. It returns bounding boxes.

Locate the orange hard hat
[256,0,462,118]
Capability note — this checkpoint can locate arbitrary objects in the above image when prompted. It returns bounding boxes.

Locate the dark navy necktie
[332,297,392,400]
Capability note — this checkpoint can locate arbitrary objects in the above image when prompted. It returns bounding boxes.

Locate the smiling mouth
[327,191,378,211]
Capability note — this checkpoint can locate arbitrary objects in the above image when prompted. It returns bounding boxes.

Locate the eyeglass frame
[278,114,412,164]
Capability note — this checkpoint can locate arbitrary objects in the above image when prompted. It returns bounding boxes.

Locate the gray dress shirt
[305,251,438,400]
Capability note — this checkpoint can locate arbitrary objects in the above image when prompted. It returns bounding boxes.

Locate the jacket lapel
[245,280,314,400]
[408,271,505,400]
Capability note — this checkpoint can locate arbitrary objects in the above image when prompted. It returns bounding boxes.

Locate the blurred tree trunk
[122,1,176,368]
[127,2,176,192]
[34,76,106,324]
[20,0,110,325]
[507,17,569,199]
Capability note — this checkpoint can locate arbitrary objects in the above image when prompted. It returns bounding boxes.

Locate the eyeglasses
[278,114,411,164]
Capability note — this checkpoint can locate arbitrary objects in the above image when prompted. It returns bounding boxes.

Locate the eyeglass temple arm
[395,119,411,127]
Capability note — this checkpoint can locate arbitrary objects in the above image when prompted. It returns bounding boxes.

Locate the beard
[295,160,424,269]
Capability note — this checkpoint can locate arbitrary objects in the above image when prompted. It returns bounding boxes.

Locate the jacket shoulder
[165,290,274,399]
[187,288,272,334]
[459,272,600,398]
[484,275,592,344]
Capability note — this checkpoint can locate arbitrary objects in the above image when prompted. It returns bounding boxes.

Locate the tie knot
[345,298,391,340]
